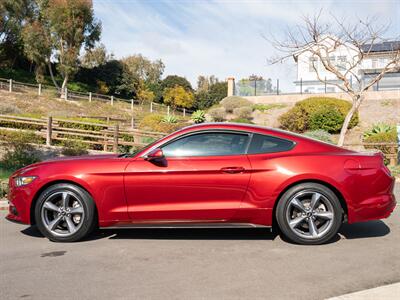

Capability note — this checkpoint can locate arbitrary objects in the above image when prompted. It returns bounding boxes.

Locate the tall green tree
[162,75,193,92]
[45,0,101,93]
[0,0,34,68]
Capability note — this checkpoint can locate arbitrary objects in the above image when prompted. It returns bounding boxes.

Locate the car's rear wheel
[35,183,96,242]
[276,183,343,245]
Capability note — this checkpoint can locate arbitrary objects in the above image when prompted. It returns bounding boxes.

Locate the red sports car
[6,123,396,244]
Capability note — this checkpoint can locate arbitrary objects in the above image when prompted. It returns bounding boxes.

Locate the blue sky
[94,0,400,91]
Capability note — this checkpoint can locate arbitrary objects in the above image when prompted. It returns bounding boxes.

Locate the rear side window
[247,134,294,154]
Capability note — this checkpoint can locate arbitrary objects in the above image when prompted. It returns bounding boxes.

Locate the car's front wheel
[276,183,343,245]
[35,183,97,242]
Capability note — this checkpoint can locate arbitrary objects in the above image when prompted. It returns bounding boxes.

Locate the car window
[162,132,249,157]
[247,133,294,154]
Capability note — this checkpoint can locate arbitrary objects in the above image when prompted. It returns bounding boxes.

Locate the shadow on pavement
[339,220,390,239]
[20,220,390,242]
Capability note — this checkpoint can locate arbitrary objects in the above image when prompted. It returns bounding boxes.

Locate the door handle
[221,167,245,174]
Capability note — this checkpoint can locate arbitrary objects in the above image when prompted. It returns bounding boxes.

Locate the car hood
[13,154,120,176]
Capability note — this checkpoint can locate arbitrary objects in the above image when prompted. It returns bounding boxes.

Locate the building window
[337,56,347,70]
[309,57,318,72]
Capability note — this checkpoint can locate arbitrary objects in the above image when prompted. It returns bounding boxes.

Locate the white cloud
[94,0,400,91]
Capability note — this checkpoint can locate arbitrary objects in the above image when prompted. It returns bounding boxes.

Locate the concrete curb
[326,282,400,300]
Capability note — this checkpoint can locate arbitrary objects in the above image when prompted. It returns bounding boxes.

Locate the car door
[124,131,252,222]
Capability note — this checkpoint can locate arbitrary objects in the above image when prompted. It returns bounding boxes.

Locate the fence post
[9,79,12,92]
[376,81,379,91]
[111,95,114,106]
[113,124,119,153]
[324,77,327,93]
[131,99,134,111]
[276,79,279,95]
[131,115,135,129]
[183,108,186,117]
[150,102,153,113]
[38,84,42,96]
[46,116,53,146]
[167,106,170,116]
[89,92,92,102]
[65,88,68,100]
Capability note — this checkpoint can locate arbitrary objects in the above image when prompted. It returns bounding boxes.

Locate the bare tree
[269,13,400,146]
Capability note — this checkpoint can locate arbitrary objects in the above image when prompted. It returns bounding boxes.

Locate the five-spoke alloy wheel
[35,183,96,242]
[276,183,343,245]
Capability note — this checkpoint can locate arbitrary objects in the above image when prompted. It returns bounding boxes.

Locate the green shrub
[207,107,226,122]
[363,128,398,164]
[308,107,344,133]
[60,140,89,156]
[233,106,253,119]
[220,96,252,113]
[0,179,8,199]
[191,110,206,124]
[161,115,178,124]
[57,117,107,131]
[139,114,182,133]
[230,118,254,124]
[363,123,395,138]
[303,130,334,144]
[279,97,358,133]
[253,103,286,112]
[0,131,41,170]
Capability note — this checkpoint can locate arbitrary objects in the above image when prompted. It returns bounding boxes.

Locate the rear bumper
[348,192,396,223]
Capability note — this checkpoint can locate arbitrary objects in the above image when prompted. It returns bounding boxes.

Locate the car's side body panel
[124,155,251,222]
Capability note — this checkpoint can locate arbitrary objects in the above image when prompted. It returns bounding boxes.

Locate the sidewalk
[327,282,400,300]
[0,199,8,211]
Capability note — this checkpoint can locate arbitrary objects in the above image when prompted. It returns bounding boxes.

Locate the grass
[253,103,287,112]
[0,168,12,181]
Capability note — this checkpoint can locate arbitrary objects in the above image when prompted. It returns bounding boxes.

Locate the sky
[93,0,400,91]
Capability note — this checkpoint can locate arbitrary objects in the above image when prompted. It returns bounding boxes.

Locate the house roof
[361,41,400,53]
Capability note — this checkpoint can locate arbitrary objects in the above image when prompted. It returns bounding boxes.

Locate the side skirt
[100,222,271,230]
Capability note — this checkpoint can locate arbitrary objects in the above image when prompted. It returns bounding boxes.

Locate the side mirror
[145,148,164,161]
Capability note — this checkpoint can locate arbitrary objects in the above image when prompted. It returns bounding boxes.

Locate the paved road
[1,185,399,300]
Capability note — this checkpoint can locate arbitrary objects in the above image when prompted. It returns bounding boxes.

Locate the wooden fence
[0,78,192,117]
[0,114,165,153]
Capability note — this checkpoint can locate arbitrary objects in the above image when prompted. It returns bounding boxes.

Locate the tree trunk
[48,61,59,89]
[337,95,362,147]
[60,74,68,99]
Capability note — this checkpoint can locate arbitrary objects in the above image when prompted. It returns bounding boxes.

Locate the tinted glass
[248,134,294,154]
[162,132,249,157]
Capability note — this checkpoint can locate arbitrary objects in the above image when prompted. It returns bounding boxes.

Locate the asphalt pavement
[0,184,399,300]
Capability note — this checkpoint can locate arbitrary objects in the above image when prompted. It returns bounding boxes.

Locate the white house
[293,36,400,93]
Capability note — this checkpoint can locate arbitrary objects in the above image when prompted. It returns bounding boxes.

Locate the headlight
[14,176,37,187]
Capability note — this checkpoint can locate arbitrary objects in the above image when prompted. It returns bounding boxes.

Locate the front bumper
[6,180,35,225]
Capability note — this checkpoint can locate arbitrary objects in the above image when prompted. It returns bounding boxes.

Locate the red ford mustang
[6,123,396,244]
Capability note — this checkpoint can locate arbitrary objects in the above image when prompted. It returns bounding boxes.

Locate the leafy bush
[230,118,254,124]
[363,123,395,138]
[253,103,286,112]
[0,103,21,115]
[191,110,206,123]
[233,106,253,119]
[0,131,41,170]
[0,179,8,199]
[61,140,89,156]
[279,97,358,133]
[363,126,398,164]
[139,114,182,133]
[57,117,107,131]
[303,130,334,144]
[220,96,252,113]
[308,107,344,132]
[207,107,226,122]
[161,115,178,124]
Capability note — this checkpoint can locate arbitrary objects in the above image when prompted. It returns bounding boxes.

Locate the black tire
[276,183,343,245]
[35,183,97,242]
